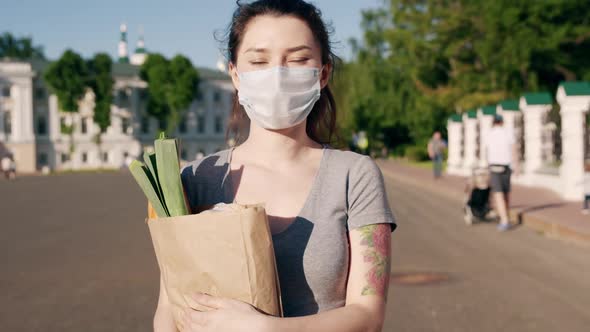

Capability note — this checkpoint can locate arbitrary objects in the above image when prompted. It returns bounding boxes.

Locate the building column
[10,85,21,141]
[497,99,520,119]
[557,84,590,200]
[498,101,524,165]
[8,82,36,173]
[559,106,586,200]
[500,111,516,132]
[503,111,524,163]
[20,83,34,142]
[477,107,495,167]
[520,99,551,175]
[462,112,478,171]
[446,116,463,175]
[49,94,60,139]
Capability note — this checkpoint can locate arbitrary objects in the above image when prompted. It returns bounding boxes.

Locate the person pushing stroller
[482,114,520,231]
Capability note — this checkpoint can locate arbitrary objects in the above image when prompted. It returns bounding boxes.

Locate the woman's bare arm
[263,223,391,332]
[154,275,178,332]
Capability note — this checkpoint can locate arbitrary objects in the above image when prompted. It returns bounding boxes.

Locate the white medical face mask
[237,66,322,130]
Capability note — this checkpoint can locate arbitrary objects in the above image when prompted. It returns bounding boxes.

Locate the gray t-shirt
[180,148,396,317]
[429,138,445,156]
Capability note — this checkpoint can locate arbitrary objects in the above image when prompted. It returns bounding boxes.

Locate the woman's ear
[320,63,332,89]
[229,62,240,91]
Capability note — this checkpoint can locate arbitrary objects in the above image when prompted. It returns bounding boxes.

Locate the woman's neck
[238,121,322,165]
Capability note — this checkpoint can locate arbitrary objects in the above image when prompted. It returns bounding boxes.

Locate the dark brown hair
[223,0,338,145]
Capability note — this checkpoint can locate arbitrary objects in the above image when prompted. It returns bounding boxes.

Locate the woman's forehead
[239,15,318,53]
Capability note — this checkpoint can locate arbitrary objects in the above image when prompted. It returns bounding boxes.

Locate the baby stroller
[463,167,492,225]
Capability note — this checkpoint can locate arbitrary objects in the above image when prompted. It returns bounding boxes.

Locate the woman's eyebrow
[286,45,312,53]
[244,45,312,54]
[244,47,268,54]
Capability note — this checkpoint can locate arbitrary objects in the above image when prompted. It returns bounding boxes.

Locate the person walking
[1,154,15,180]
[154,1,396,331]
[357,131,369,155]
[483,114,520,231]
[427,131,446,179]
[580,165,590,214]
[8,157,16,180]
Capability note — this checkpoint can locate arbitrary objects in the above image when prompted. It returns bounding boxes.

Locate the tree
[87,53,114,166]
[140,53,170,129]
[333,0,590,157]
[140,53,200,135]
[44,50,89,160]
[167,55,200,132]
[0,32,45,59]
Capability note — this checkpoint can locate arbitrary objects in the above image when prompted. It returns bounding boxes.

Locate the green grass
[398,158,448,171]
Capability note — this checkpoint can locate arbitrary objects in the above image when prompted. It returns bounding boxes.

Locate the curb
[378,161,590,247]
[510,209,590,247]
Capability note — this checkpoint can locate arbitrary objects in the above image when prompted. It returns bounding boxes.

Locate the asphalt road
[382,172,590,332]
[0,172,158,331]
[0,170,589,331]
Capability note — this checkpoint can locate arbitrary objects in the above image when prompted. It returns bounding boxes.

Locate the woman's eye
[290,58,309,63]
[250,61,267,65]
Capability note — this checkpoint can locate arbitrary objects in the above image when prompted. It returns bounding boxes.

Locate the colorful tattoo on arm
[359,224,391,297]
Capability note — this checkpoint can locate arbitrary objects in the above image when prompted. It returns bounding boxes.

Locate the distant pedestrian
[483,114,520,231]
[357,131,369,155]
[581,166,590,214]
[2,155,16,180]
[428,131,446,179]
[350,132,359,152]
[9,158,16,179]
[1,156,10,178]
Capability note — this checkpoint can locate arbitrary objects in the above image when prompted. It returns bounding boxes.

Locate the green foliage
[140,54,170,122]
[140,53,200,134]
[168,55,199,112]
[0,32,45,59]
[44,49,88,113]
[87,53,114,134]
[44,49,89,159]
[44,51,115,160]
[60,122,74,135]
[404,145,429,162]
[333,0,590,151]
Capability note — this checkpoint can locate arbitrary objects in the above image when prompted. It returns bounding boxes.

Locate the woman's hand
[179,293,268,332]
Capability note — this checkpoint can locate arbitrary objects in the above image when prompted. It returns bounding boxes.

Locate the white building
[0,58,234,173]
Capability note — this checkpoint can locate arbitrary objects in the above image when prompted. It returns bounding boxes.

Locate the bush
[404,145,430,162]
[390,144,407,157]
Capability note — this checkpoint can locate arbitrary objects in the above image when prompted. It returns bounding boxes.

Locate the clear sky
[1,0,383,69]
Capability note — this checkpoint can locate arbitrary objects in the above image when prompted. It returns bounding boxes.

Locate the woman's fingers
[182,308,208,330]
[191,293,225,309]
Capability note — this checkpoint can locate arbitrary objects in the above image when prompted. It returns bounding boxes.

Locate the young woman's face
[230,15,330,89]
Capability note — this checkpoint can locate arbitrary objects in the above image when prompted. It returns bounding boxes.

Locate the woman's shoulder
[180,149,231,183]
[326,148,378,173]
[324,148,386,191]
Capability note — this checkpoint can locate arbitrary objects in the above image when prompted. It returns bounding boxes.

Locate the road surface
[0,169,589,331]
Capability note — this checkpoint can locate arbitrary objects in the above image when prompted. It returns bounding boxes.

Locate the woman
[154,1,396,331]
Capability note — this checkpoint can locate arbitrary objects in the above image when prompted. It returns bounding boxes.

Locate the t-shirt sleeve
[347,156,397,232]
[180,164,198,214]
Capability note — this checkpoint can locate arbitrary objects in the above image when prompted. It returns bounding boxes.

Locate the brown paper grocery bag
[147,204,282,328]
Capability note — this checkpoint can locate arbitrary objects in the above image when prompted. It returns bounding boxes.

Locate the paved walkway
[376,160,590,246]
